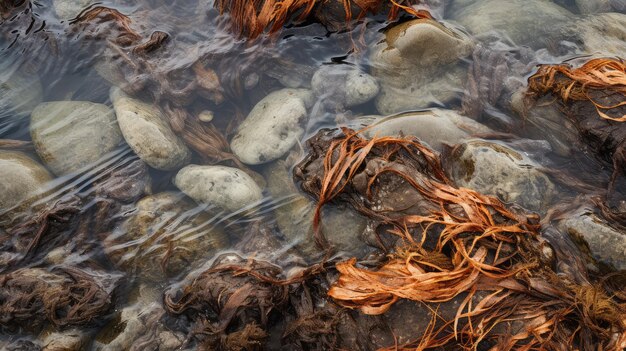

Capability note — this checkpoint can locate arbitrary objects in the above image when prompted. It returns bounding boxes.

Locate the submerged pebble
[30,101,123,176]
[370,18,473,114]
[103,192,228,282]
[311,65,379,109]
[448,0,572,48]
[0,66,43,134]
[174,165,263,211]
[444,140,556,213]
[557,207,626,270]
[53,0,91,20]
[0,151,52,220]
[230,88,313,165]
[110,88,191,171]
[363,109,492,152]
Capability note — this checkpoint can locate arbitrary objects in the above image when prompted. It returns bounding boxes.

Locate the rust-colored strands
[528,57,626,122]
[214,0,430,39]
[295,128,626,350]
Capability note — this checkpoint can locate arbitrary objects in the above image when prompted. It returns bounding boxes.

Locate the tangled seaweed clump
[294,128,626,349]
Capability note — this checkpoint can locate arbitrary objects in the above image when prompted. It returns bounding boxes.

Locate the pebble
[110,88,191,171]
[30,101,123,176]
[311,65,379,108]
[0,66,43,134]
[448,0,572,48]
[103,192,228,282]
[363,109,492,152]
[230,88,313,165]
[0,151,53,219]
[444,140,556,213]
[174,165,263,212]
[557,207,626,270]
[370,18,473,115]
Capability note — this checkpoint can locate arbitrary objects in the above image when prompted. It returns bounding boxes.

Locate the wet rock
[362,109,492,152]
[576,0,619,13]
[448,0,572,48]
[444,140,556,212]
[30,101,123,176]
[41,329,87,351]
[0,151,53,220]
[53,0,91,20]
[110,88,191,171]
[557,207,626,270]
[311,65,379,108]
[103,192,228,282]
[573,13,626,57]
[231,88,313,165]
[510,90,579,157]
[370,19,473,115]
[0,65,43,134]
[174,165,263,212]
[262,160,369,259]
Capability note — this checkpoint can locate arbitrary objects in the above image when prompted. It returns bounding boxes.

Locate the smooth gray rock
[0,151,53,215]
[30,101,123,176]
[573,13,626,57]
[0,66,43,134]
[557,207,626,270]
[370,19,473,115]
[174,165,263,211]
[231,89,313,165]
[448,0,572,48]
[444,140,556,212]
[110,88,191,171]
[103,192,228,282]
[363,109,492,152]
[311,65,379,108]
[53,0,91,19]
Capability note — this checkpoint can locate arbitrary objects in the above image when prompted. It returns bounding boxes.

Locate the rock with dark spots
[174,165,263,211]
[30,101,123,176]
[0,151,53,221]
[110,88,191,171]
[231,89,314,165]
[362,109,492,152]
[311,65,379,109]
[444,140,556,213]
[557,207,626,270]
[448,0,572,48]
[370,18,473,114]
[103,192,228,282]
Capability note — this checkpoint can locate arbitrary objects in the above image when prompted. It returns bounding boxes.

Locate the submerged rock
[370,18,473,115]
[262,160,369,259]
[231,88,313,165]
[362,109,492,152]
[41,329,87,351]
[575,0,623,13]
[110,88,191,171]
[30,101,123,176]
[103,192,228,282]
[174,165,263,212]
[0,66,43,135]
[448,0,572,48]
[311,65,379,109]
[0,151,52,219]
[53,0,91,20]
[444,140,556,212]
[557,207,626,270]
[572,13,626,57]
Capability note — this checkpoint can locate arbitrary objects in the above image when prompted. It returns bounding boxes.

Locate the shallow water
[1,0,625,349]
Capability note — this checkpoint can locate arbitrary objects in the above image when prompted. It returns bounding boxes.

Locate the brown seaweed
[0,266,118,331]
[214,0,431,39]
[294,128,626,350]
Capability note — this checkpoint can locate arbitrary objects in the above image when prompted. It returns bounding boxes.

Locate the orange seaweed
[527,57,626,122]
